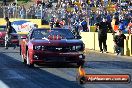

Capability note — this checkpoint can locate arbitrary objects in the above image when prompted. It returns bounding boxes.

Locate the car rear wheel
[26,50,34,67]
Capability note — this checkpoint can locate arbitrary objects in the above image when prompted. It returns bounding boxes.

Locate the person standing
[20,5,26,19]
[113,30,127,55]
[81,19,88,32]
[4,17,12,49]
[95,18,114,53]
[3,0,6,6]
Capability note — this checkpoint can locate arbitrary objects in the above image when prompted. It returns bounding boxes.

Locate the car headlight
[41,46,46,50]
[76,45,82,50]
[34,46,46,50]
[72,46,76,50]
[34,46,42,50]
[72,45,83,51]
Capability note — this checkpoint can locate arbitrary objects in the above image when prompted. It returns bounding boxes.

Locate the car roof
[52,28,69,30]
[33,28,69,30]
[33,28,50,30]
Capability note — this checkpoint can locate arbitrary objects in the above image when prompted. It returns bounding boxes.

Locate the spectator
[95,18,114,53]
[90,11,95,26]
[104,0,108,7]
[127,20,132,34]
[113,30,127,55]
[73,20,80,36]
[81,19,88,32]
[111,16,119,32]
[59,19,65,28]
[54,19,61,28]
[36,0,42,6]
[20,5,26,19]
[3,0,7,6]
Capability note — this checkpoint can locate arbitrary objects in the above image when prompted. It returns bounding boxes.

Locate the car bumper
[0,39,19,45]
[29,50,85,63]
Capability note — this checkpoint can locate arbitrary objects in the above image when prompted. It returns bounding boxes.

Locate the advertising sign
[11,20,37,34]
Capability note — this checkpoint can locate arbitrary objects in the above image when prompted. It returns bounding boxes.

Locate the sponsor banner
[11,20,37,34]
[85,74,130,83]
[77,67,131,84]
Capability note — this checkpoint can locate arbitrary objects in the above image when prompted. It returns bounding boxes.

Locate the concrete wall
[80,32,95,50]
[81,32,132,56]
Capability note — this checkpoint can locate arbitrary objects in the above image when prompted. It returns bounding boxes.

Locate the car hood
[0,31,6,37]
[30,39,83,46]
[0,31,18,37]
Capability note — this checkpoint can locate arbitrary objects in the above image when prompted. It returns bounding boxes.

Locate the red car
[20,28,85,67]
[0,25,19,46]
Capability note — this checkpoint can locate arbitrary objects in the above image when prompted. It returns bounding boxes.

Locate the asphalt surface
[0,47,132,88]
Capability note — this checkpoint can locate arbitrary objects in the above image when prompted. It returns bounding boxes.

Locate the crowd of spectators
[0,0,131,33]
[50,0,131,33]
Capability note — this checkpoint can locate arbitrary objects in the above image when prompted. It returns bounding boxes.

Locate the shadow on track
[84,61,132,69]
[0,51,84,88]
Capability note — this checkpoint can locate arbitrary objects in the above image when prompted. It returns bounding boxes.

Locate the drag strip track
[0,47,132,88]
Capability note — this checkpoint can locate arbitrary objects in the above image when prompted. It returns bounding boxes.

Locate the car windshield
[0,26,17,33]
[31,29,75,39]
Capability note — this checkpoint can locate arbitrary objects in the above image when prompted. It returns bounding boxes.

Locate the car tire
[26,50,34,67]
[21,51,26,64]
[77,60,85,67]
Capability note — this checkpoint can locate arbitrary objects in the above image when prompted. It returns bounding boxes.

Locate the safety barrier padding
[107,33,115,53]
[94,32,100,51]
[124,34,130,56]
[81,32,132,57]
[80,32,95,50]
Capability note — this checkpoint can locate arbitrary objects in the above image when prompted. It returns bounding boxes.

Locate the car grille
[44,56,77,62]
[45,46,72,52]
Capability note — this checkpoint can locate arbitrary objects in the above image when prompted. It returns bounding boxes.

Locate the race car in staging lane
[20,28,85,67]
[0,25,19,46]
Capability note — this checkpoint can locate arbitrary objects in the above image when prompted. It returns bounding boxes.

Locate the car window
[31,29,75,39]
[50,29,75,39]
[0,26,17,33]
[31,29,49,39]
[0,26,6,31]
[11,27,17,33]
